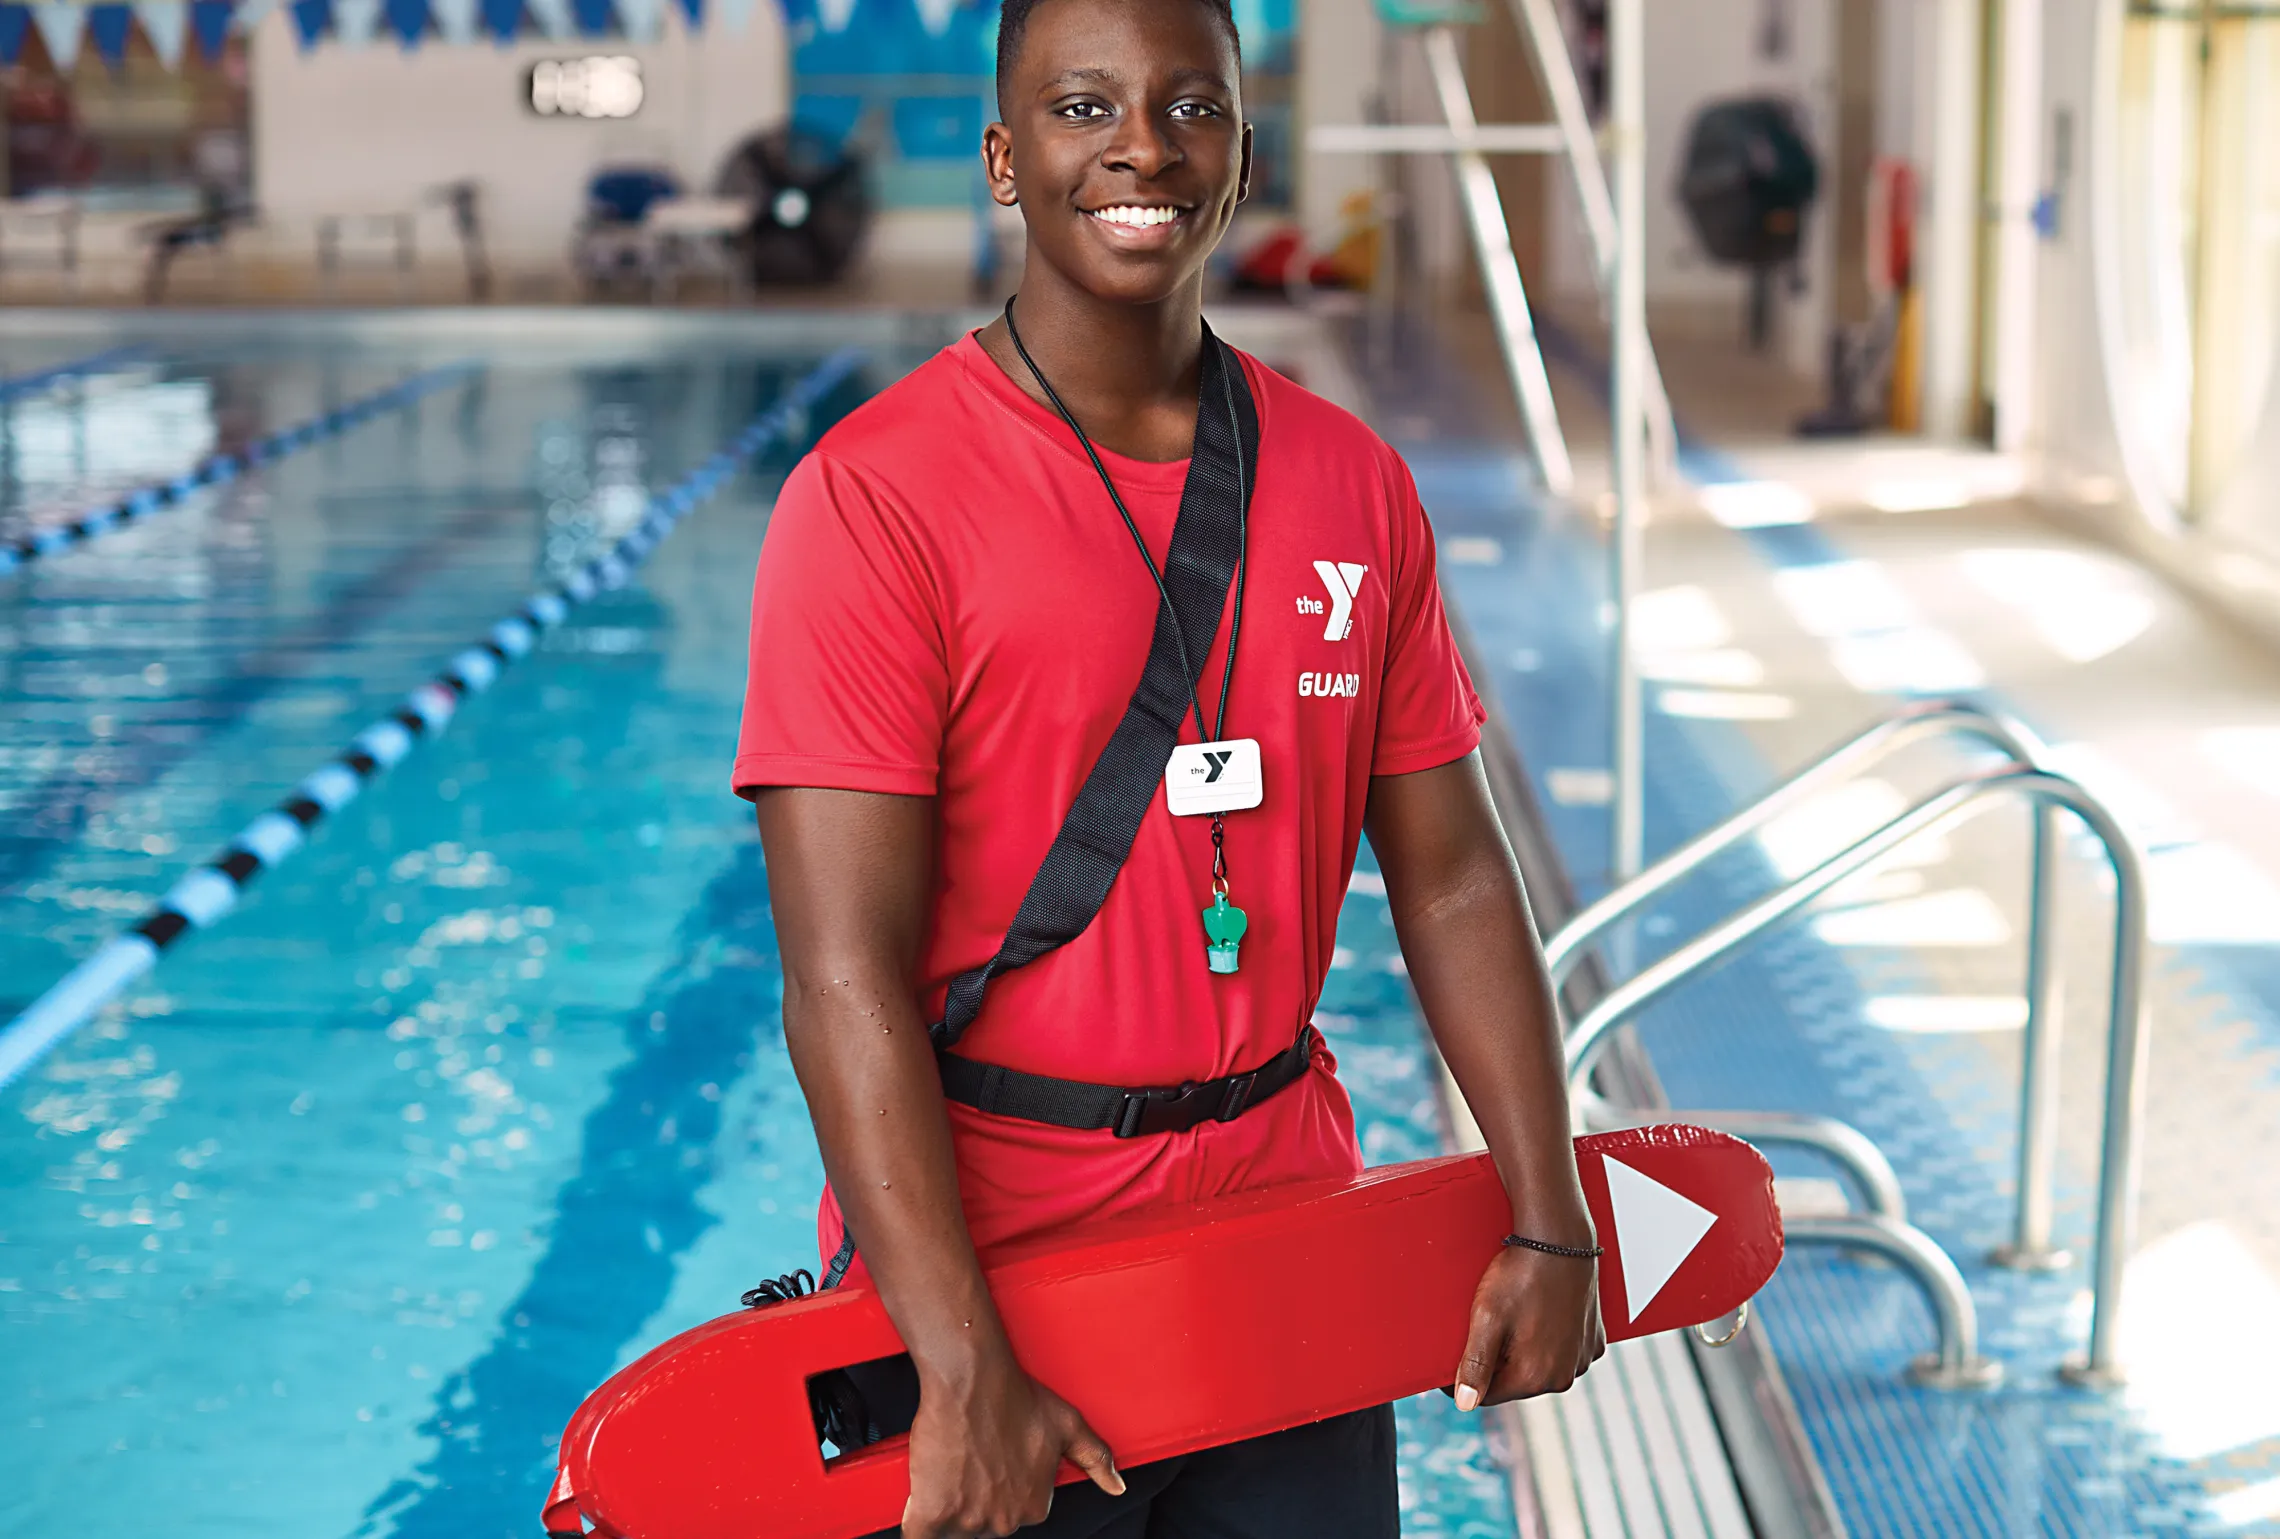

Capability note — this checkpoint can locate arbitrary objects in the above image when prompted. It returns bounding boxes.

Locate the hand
[902,1350,1125,1539]
[1450,1238,1606,1410]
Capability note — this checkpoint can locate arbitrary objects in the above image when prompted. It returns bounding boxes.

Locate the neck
[1000,259,1206,421]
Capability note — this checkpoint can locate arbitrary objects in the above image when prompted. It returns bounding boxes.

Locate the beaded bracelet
[1502,1233,1604,1260]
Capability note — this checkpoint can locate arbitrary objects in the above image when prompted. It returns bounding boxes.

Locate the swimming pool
[1,313,1514,1539]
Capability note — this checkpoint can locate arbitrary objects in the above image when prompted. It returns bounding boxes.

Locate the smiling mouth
[1085,204,1190,229]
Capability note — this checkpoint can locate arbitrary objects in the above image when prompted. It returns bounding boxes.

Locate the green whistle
[1203,892,1248,975]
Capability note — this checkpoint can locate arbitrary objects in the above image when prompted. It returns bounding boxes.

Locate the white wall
[250,6,789,267]
[1296,0,1382,241]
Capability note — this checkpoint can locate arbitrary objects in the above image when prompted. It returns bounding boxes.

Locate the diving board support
[1417,25,1573,496]
[1497,0,1677,483]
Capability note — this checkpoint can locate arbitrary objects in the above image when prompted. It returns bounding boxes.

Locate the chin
[1085,268,1201,306]
[1029,218,1224,306]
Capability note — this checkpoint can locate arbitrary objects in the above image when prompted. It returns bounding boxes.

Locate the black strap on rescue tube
[928,322,1254,1051]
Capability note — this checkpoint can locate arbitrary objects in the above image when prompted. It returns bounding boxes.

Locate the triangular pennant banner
[189,0,231,54]
[671,0,696,25]
[611,0,656,39]
[287,0,328,46]
[477,0,516,38]
[522,0,567,35]
[85,2,134,64]
[30,1,84,67]
[427,0,472,38]
[1602,1155,1719,1323]
[133,0,190,63]
[815,0,851,31]
[568,0,608,34]
[233,0,276,29]
[912,0,954,35]
[711,0,748,31]
[0,5,31,62]
[383,0,425,43]
[333,0,380,43]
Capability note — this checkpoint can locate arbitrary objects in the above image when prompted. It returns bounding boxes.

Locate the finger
[1063,1418,1127,1497]
[1453,1312,1508,1412]
[899,1500,952,1539]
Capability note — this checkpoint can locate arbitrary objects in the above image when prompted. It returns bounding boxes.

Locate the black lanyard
[1002,297,1249,760]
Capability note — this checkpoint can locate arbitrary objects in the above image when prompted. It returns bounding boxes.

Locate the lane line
[0,345,145,405]
[0,362,477,574]
[0,348,862,1092]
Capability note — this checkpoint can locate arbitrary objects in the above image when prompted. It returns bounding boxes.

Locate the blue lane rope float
[0,362,479,577]
[0,347,863,1093]
[0,345,147,406]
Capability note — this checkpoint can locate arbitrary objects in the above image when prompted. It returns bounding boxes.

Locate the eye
[1168,100,1223,120]
[1056,100,1112,121]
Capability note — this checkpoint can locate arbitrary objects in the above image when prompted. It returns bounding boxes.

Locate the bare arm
[1364,752,1605,1405]
[753,787,1122,1538]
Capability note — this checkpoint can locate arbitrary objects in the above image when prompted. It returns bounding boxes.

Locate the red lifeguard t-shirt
[735,332,1484,1275]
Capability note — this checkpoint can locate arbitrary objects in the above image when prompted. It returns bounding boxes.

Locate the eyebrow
[1042,66,1120,89]
[1040,64,1235,93]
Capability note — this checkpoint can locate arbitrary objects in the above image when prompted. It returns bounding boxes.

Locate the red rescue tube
[545,1125,1780,1539]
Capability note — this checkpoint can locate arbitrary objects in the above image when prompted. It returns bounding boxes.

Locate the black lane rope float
[0,348,863,1092]
[0,362,478,577]
[0,346,146,406]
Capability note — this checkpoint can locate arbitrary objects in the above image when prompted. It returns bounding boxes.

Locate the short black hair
[995,0,1242,116]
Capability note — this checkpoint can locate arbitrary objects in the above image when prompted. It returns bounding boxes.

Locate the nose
[1101,104,1180,181]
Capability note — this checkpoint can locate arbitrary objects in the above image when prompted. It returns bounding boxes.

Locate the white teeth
[1089,205,1181,228]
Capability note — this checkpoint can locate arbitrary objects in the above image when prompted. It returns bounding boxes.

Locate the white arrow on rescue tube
[1603,1155,1719,1323]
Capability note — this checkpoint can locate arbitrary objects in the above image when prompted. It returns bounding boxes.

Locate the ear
[1235,119,1254,207]
[983,120,1020,207]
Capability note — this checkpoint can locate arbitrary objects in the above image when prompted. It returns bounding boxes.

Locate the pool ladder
[1547,698,2151,1388]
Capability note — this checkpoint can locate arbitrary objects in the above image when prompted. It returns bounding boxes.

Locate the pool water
[1,317,1512,1539]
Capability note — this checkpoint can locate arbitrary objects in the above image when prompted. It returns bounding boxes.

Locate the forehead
[1008,0,1240,90]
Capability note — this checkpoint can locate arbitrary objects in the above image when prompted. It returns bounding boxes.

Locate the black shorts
[849,1358,1400,1538]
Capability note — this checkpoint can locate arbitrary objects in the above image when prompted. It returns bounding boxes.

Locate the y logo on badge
[1310,561,1369,642]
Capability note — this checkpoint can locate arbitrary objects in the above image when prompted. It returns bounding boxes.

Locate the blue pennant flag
[569,0,608,33]
[289,0,329,47]
[478,0,518,37]
[85,2,133,64]
[0,4,29,60]
[384,0,424,42]
[674,0,697,24]
[189,0,232,55]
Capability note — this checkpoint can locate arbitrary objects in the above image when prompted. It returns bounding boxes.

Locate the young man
[734,1,1600,1534]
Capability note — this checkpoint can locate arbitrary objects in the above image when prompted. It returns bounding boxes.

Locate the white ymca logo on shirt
[1295,560,1369,642]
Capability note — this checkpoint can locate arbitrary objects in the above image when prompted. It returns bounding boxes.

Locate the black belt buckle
[1113,1068,1265,1138]
[1216,1070,1260,1123]
[1115,1080,1204,1138]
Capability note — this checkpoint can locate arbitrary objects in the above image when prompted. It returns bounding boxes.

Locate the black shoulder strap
[930,329,1259,1050]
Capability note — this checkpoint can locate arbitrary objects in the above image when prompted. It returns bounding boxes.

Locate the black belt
[937,1029,1318,1139]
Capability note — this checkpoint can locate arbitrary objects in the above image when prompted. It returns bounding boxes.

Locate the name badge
[1164,739,1264,817]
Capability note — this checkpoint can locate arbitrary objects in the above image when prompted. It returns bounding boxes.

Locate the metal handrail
[1545,698,2075,1272]
[1544,698,2048,985]
[1560,764,2149,1381]
[1783,1216,2003,1387]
